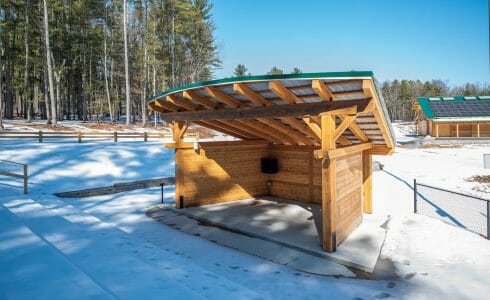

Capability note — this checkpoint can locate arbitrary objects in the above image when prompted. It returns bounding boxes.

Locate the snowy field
[1,124,490,299]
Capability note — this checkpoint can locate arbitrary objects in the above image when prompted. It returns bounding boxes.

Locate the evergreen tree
[267,66,283,75]
[291,67,302,74]
[233,64,247,77]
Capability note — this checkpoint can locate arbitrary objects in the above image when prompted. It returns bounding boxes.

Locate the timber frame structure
[148,71,395,252]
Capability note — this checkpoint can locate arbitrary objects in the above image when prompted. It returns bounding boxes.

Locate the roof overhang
[148,71,395,152]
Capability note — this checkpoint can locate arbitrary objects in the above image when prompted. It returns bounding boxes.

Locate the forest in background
[0,0,219,127]
[1,0,488,127]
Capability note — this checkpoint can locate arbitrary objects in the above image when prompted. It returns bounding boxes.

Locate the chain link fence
[414,179,490,239]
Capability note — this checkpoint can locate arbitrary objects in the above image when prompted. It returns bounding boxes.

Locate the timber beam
[334,115,357,141]
[314,142,374,159]
[156,100,373,122]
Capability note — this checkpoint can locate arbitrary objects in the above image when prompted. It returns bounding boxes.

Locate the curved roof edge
[149,71,374,102]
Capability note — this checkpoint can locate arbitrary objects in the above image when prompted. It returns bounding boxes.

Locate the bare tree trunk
[43,67,51,122]
[142,47,147,126]
[103,32,113,122]
[123,0,131,125]
[42,0,56,126]
[141,1,148,126]
[24,0,31,123]
[170,6,176,88]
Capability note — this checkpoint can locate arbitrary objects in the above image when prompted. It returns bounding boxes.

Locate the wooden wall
[175,143,269,207]
[175,142,364,245]
[431,122,490,137]
[268,145,363,244]
[335,153,363,244]
[268,145,320,204]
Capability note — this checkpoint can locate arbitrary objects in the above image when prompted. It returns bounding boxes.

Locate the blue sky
[210,0,489,86]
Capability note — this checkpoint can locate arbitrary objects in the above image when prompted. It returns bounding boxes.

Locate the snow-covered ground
[1,124,489,299]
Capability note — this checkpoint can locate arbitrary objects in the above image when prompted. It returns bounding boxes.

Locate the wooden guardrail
[0,130,199,143]
[0,159,28,194]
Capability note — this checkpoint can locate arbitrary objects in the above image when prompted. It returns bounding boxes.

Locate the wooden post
[144,132,148,142]
[38,130,43,143]
[435,123,439,138]
[362,152,372,213]
[321,114,336,252]
[114,131,118,142]
[456,123,459,138]
[173,121,189,209]
[308,151,314,202]
[77,132,82,143]
[477,123,480,138]
[23,164,28,194]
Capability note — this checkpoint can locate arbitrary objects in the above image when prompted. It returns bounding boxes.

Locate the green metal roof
[149,71,374,101]
[417,96,490,119]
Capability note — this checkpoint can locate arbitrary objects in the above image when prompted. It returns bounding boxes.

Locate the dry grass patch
[465,175,490,184]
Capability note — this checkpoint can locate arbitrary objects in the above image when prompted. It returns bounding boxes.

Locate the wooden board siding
[430,122,490,137]
[175,144,269,207]
[175,142,365,247]
[335,153,363,244]
[268,145,363,245]
[269,145,320,203]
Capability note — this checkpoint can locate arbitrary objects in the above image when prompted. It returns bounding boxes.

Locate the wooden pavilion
[148,71,395,252]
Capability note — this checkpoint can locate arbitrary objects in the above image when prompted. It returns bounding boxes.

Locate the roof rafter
[312,79,335,101]
[205,86,244,108]
[166,94,200,111]
[233,82,319,143]
[183,90,219,109]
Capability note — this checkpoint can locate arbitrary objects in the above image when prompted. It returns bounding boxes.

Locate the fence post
[114,131,118,142]
[487,201,490,239]
[78,131,82,143]
[38,131,43,143]
[23,164,28,194]
[144,132,148,142]
[413,179,417,213]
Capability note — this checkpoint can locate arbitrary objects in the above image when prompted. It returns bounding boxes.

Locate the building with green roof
[413,96,490,138]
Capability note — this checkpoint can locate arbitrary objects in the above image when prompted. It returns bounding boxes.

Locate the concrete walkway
[149,197,386,273]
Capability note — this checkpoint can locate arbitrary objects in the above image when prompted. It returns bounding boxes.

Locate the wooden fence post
[114,131,118,142]
[38,131,43,143]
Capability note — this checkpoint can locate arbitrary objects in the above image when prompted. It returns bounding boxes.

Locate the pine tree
[268,66,283,75]
[233,64,247,77]
[291,67,302,74]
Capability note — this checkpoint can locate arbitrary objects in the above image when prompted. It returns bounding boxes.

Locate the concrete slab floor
[148,204,355,277]
[151,197,386,273]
